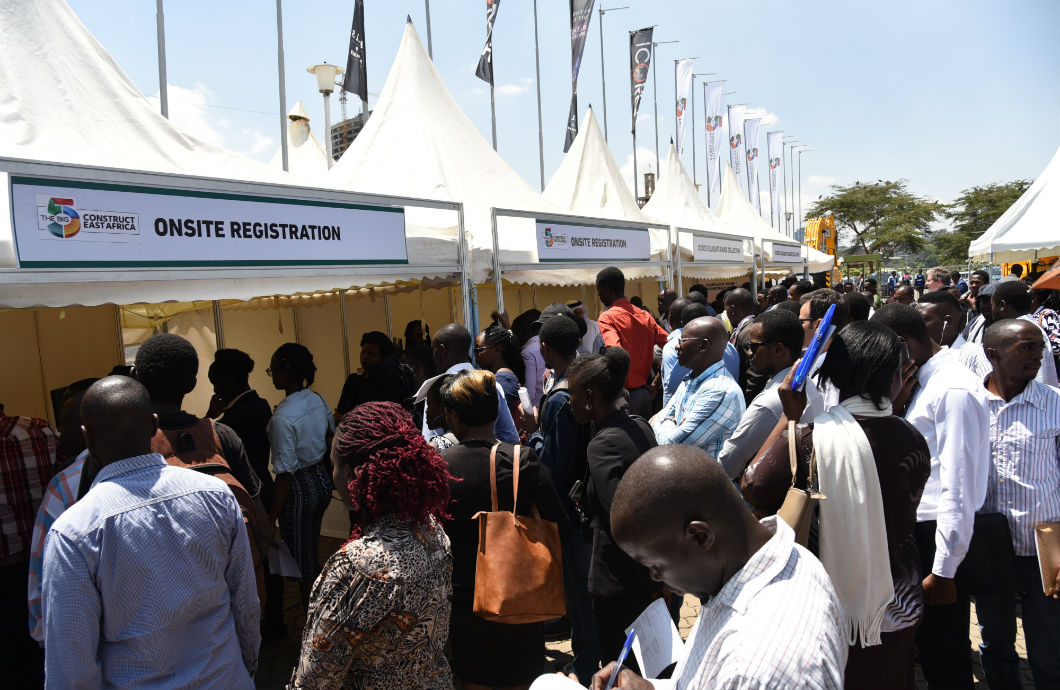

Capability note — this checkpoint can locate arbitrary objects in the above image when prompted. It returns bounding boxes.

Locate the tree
[804,180,942,260]
[933,180,1031,264]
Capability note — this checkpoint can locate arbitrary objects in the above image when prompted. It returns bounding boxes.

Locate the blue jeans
[564,532,601,684]
[977,556,1060,690]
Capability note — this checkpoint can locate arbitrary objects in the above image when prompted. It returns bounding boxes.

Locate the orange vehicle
[1001,256,1058,278]
[804,213,837,261]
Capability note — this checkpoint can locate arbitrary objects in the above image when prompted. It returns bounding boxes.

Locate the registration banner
[687,232,746,263]
[766,241,803,263]
[536,220,650,262]
[9,176,408,268]
[727,104,747,196]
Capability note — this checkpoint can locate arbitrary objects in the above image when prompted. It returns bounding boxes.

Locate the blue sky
[66,0,1059,220]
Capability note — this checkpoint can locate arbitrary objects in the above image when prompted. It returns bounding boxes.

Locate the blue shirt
[662,329,690,406]
[651,361,746,458]
[41,453,259,690]
[723,342,741,381]
[268,388,336,475]
[423,363,519,444]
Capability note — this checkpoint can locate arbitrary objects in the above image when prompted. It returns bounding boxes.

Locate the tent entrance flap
[490,207,673,313]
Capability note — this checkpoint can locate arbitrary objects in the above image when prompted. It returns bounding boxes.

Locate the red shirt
[1,409,59,559]
[598,298,670,389]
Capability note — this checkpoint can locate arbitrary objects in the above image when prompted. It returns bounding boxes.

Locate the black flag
[629,27,653,133]
[563,0,596,152]
[474,0,500,85]
[342,0,367,101]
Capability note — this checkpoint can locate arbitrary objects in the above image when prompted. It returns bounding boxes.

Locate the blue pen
[604,629,636,690]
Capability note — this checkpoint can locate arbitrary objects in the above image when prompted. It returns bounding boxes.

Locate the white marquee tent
[269,101,329,181]
[642,144,754,280]
[968,146,1060,263]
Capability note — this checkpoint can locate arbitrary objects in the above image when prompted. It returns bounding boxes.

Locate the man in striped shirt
[651,317,745,459]
[975,320,1060,690]
[590,445,846,689]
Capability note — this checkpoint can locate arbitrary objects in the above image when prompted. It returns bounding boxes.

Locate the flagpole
[651,39,677,173]
[598,6,628,142]
[275,0,289,172]
[155,0,169,118]
[490,84,498,150]
[424,0,434,59]
[690,72,713,188]
[783,139,797,236]
[532,0,545,189]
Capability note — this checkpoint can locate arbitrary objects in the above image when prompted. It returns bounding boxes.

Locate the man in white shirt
[717,309,823,479]
[568,301,603,355]
[872,303,989,690]
[587,444,846,690]
[975,320,1060,690]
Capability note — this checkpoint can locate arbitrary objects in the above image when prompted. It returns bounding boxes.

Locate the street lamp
[597,5,629,142]
[306,62,344,167]
[793,146,812,239]
[783,138,799,237]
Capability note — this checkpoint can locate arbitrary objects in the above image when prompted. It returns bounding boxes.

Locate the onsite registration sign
[689,232,746,263]
[8,176,408,268]
[766,241,803,263]
[535,220,650,262]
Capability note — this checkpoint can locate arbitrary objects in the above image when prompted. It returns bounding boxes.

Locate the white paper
[624,598,684,678]
[528,674,586,690]
[268,540,302,578]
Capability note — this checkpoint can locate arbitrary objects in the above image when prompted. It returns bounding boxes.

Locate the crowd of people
[2,262,1058,690]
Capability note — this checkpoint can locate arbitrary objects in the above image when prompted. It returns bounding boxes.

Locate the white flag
[744,118,761,211]
[727,104,747,196]
[674,58,694,156]
[767,131,784,216]
[703,81,725,198]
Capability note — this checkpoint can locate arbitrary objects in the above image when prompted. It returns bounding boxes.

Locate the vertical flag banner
[744,117,762,211]
[474,0,500,84]
[342,0,368,101]
[564,0,596,152]
[767,131,784,216]
[674,58,694,156]
[703,81,725,198]
[727,104,747,196]
[629,27,654,132]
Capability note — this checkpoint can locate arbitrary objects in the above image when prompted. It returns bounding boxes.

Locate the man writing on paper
[583,445,846,689]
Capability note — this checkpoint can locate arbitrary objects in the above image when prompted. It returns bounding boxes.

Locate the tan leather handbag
[472,443,566,624]
[776,421,824,546]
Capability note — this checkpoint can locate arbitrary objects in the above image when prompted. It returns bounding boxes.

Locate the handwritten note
[625,598,685,678]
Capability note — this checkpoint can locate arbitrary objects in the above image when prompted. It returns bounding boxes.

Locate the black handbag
[914,512,1019,596]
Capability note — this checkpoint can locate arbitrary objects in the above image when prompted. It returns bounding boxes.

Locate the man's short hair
[871,303,929,344]
[992,280,1032,314]
[917,289,962,312]
[801,288,850,328]
[1010,264,1024,277]
[680,302,710,325]
[971,269,990,284]
[843,292,871,321]
[926,266,951,285]
[596,266,625,294]
[773,300,801,317]
[134,333,198,399]
[754,309,804,358]
[539,313,581,358]
[791,280,814,298]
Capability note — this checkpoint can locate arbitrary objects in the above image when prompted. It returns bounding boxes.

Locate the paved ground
[256,537,1034,689]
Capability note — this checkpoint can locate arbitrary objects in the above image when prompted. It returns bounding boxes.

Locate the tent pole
[750,244,758,297]
[491,208,504,314]
[339,290,351,378]
[155,0,169,118]
[384,292,393,339]
[424,0,434,59]
[212,300,225,350]
[674,226,683,293]
[275,0,289,172]
[113,305,125,367]
[457,204,472,333]
[489,84,498,151]
[532,0,545,190]
[667,225,675,290]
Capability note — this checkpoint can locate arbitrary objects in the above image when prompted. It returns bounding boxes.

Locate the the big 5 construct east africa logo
[45,197,80,238]
[769,157,781,170]
[746,147,758,163]
[705,115,722,132]
[675,97,686,118]
[729,133,741,149]
[543,227,554,247]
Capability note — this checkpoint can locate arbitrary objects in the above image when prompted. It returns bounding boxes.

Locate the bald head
[680,316,728,370]
[81,376,158,465]
[432,323,472,370]
[723,288,756,322]
[611,445,766,599]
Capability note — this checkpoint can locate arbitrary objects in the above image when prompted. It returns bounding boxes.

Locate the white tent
[642,144,753,280]
[968,146,1060,263]
[716,163,834,272]
[269,101,329,181]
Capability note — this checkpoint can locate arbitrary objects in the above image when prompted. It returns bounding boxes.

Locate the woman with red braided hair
[289,402,453,690]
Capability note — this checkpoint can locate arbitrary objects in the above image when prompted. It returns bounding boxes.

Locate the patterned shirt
[28,451,86,642]
[289,515,453,690]
[981,380,1060,556]
[1033,306,1060,356]
[655,517,846,690]
[42,453,259,690]
[652,361,746,458]
[1,410,59,559]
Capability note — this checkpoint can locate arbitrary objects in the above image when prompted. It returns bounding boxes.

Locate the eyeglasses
[743,341,771,354]
[678,336,710,347]
[473,344,497,354]
[799,318,814,323]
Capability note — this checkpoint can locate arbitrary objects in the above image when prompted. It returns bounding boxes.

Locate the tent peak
[287,100,309,122]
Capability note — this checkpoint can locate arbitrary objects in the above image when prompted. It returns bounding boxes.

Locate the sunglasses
[743,341,771,354]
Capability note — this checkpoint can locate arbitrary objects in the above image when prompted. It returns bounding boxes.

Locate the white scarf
[813,395,894,648]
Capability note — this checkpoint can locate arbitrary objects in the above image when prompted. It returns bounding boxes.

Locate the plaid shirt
[0,409,59,559]
[656,517,846,690]
[28,451,86,641]
[652,361,745,458]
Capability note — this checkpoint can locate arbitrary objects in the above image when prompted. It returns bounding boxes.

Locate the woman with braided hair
[290,402,453,690]
[474,322,526,428]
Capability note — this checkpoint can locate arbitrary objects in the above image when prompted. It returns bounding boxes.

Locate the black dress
[216,390,273,503]
[441,440,568,686]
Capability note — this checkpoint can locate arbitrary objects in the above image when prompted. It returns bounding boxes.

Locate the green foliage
[804,180,942,260]
[933,180,1031,264]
